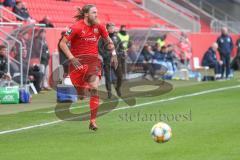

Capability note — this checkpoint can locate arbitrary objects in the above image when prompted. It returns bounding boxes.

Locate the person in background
[0,45,11,80]
[37,29,51,90]
[157,34,167,48]
[127,44,138,63]
[152,45,170,76]
[3,0,16,8]
[28,64,44,92]
[99,23,123,98]
[22,47,43,93]
[231,36,240,70]
[153,45,167,63]
[39,16,54,28]
[58,31,70,79]
[141,44,155,80]
[117,25,131,77]
[166,44,178,72]
[152,42,161,53]
[202,43,223,79]
[118,25,130,50]
[236,36,240,55]
[178,32,192,68]
[12,1,35,22]
[216,27,233,79]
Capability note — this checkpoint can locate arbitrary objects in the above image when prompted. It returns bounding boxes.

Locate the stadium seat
[193,57,214,78]
[3,0,174,28]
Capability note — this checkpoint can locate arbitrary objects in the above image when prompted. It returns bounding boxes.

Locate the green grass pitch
[0,77,240,160]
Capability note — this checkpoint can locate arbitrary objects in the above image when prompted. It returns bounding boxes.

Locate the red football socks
[89,96,99,123]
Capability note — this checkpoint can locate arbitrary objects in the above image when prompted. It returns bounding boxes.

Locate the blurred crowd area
[1,23,240,94]
[0,24,50,92]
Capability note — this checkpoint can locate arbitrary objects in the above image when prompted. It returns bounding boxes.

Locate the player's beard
[88,17,99,26]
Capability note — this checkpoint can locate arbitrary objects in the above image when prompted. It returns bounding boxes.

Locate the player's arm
[59,36,73,59]
[59,36,82,70]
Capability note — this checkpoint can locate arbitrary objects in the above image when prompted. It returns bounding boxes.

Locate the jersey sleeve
[98,24,109,39]
[64,24,79,41]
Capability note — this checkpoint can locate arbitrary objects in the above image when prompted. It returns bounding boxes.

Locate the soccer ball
[151,122,172,143]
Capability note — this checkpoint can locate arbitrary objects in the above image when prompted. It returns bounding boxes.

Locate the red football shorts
[69,55,102,91]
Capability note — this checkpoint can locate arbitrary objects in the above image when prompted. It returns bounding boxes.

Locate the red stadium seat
[6,0,175,28]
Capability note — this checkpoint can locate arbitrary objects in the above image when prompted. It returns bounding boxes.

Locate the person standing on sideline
[99,23,124,99]
[117,25,131,78]
[216,27,233,79]
[231,36,240,70]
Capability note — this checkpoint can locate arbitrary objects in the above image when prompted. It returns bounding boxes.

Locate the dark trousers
[209,62,222,74]
[231,54,240,70]
[103,57,123,93]
[120,55,126,79]
[143,63,155,77]
[220,54,231,78]
[30,71,44,93]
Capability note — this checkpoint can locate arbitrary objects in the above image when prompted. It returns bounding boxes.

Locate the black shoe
[89,122,98,131]
[108,92,112,99]
[115,87,121,97]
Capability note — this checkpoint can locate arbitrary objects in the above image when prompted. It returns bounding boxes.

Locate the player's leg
[88,75,100,131]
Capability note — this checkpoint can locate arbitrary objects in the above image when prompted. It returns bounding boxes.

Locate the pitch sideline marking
[0,85,240,135]
[43,97,136,114]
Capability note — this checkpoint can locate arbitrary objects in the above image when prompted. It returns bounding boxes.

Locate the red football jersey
[64,20,108,56]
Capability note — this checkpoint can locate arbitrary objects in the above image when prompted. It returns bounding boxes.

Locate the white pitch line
[44,97,135,114]
[112,84,240,111]
[44,104,89,114]
[0,85,240,135]
[0,120,62,135]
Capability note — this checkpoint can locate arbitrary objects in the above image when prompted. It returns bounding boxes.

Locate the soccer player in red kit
[59,4,118,131]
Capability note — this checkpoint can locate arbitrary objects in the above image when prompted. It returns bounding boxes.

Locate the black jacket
[0,55,8,78]
[98,32,124,63]
[40,41,50,66]
[202,47,218,66]
[12,6,30,21]
[216,34,233,56]
[141,48,154,62]
[236,38,240,55]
